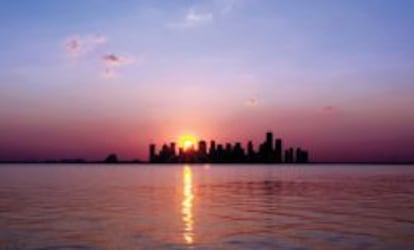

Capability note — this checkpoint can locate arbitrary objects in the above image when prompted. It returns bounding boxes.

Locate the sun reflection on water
[182,166,194,244]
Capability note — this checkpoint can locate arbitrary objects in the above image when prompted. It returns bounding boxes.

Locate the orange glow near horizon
[178,135,198,151]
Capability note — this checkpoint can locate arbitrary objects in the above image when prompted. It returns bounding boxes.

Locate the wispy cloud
[101,53,137,79]
[64,34,106,56]
[167,8,213,29]
[102,54,135,67]
[63,34,141,79]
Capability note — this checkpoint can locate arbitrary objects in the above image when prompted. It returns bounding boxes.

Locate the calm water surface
[0,164,413,249]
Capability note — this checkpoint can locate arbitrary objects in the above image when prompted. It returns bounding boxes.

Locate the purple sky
[0,0,413,162]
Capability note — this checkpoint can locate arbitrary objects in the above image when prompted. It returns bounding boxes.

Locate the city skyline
[0,1,413,162]
[150,131,309,164]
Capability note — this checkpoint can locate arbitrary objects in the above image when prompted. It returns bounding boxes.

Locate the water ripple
[0,165,413,249]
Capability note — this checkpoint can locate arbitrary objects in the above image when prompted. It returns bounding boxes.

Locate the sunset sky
[0,0,413,162]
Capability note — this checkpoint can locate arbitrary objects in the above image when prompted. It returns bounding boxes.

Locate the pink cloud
[64,34,106,56]
[65,39,81,55]
[102,54,135,67]
[63,34,140,79]
[101,53,137,79]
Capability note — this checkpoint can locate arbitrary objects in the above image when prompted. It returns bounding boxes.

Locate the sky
[0,0,413,162]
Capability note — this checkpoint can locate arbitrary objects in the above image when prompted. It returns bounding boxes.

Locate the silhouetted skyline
[149,131,309,164]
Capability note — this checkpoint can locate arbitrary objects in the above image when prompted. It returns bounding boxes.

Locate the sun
[179,135,197,151]
[183,140,194,150]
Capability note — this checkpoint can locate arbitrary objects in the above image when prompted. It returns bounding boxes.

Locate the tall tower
[265,131,274,163]
[302,150,309,163]
[199,140,207,155]
[266,132,273,151]
[225,143,233,162]
[284,148,294,163]
[247,140,254,162]
[296,148,301,163]
[295,148,309,163]
[209,140,216,162]
[275,139,282,163]
[149,144,156,163]
[234,142,244,162]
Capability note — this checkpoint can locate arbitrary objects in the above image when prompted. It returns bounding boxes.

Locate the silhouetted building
[199,140,207,155]
[275,139,282,163]
[224,143,233,162]
[265,132,274,163]
[217,144,224,163]
[149,144,156,163]
[148,131,309,164]
[209,140,216,162]
[303,151,309,162]
[296,148,309,163]
[247,141,254,162]
[178,147,184,162]
[266,132,273,149]
[285,148,294,163]
[233,142,245,162]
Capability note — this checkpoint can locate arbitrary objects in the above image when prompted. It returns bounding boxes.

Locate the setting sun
[178,135,197,151]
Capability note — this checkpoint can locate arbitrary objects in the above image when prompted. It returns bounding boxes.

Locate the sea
[0,164,413,250]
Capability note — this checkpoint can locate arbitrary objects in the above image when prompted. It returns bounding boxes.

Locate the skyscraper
[295,148,309,163]
[247,140,254,162]
[234,142,245,162]
[217,144,224,162]
[285,147,294,163]
[265,131,274,163]
[209,140,216,154]
[275,139,282,163]
[266,132,273,151]
[209,140,216,161]
[199,140,207,155]
[149,144,156,163]
[225,143,233,163]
